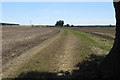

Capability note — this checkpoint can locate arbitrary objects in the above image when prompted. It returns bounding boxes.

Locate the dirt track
[2,26,113,78]
[2,27,89,78]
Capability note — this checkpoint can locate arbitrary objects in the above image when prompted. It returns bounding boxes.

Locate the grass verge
[66,29,113,55]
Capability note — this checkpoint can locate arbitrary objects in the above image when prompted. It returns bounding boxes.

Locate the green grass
[66,29,113,55]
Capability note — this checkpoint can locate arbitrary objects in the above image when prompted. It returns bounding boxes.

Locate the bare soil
[2,26,112,79]
[2,28,91,78]
[2,25,60,65]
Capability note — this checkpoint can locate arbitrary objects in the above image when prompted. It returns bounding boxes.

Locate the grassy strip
[66,29,113,53]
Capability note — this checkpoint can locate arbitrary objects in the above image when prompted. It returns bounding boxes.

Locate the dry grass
[2,28,113,79]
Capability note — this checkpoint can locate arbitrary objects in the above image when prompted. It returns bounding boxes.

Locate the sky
[2,2,116,25]
[1,0,115,2]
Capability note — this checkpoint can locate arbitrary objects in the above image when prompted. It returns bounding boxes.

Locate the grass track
[68,29,113,52]
[3,28,113,78]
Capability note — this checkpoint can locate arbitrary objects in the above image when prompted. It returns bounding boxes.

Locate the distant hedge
[0,23,19,25]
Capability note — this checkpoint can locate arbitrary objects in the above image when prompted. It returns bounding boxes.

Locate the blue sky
[2,2,115,25]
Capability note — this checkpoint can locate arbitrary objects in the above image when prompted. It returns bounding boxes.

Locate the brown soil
[2,28,89,78]
[2,26,112,78]
[2,25,59,65]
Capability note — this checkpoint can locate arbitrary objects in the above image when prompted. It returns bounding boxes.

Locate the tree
[66,24,70,27]
[100,1,120,78]
[55,20,64,27]
[64,24,70,27]
[71,25,74,27]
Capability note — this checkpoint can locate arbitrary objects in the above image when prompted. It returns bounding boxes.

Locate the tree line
[54,20,115,27]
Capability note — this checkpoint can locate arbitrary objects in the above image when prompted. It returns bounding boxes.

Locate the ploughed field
[2,25,59,65]
[2,26,114,79]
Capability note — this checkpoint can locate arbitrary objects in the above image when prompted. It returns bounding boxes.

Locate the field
[2,26,115,79]
[2,26,59,64]
[67,27,115,40]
